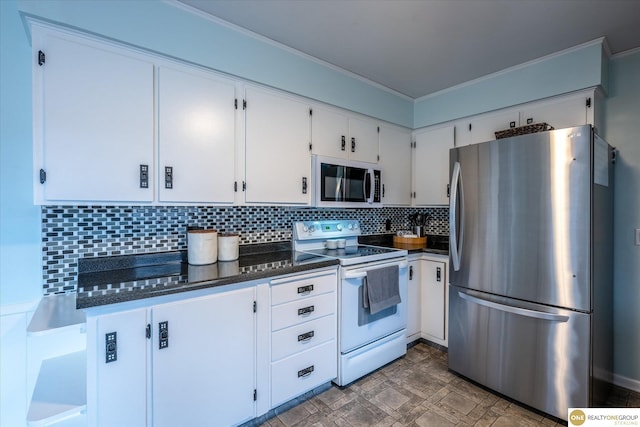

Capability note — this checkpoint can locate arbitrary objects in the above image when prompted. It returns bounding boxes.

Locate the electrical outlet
[635,228,640,246]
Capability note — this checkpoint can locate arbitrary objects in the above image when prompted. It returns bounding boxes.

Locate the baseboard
[613,373,640,393]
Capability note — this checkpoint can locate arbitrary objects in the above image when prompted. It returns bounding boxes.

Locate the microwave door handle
[364,170,373,203]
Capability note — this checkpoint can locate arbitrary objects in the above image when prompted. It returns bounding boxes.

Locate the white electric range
[293,220,408,386]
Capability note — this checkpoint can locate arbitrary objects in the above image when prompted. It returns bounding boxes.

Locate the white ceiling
[176,0,640,99]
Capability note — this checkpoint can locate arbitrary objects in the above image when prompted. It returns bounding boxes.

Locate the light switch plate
[635,228,640,246]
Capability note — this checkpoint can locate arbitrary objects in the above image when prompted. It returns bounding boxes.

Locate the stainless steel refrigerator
[448,125,614,421]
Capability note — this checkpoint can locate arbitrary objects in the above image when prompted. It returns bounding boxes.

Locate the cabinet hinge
[253,389,257,401]
[586,97,592,108]
[39,168,46,184]
[38,50,45,66]
[146,324,151,339]
[243,99,247,110]
[253,301,257,313]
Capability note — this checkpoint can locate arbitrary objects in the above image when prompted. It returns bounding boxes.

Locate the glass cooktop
[304,245,403,259]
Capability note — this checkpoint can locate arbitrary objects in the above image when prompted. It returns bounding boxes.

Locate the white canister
[218,233,240,261]
[187,229,217,265]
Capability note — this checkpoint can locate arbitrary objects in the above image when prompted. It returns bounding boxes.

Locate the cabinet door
[379,125,412,205]
[151,287,256,427]
[453,120,473,148]
[519,92,590,131]
[349,117,379,163]
[33,28,154,203]
[245,87,311,205]
[469,109,519,145]
[311,105,350,159]
[87,308,148,427]
[413,126,454,206]
[406,260,422,341]
[158,65,236,203]
[421,259,447,342]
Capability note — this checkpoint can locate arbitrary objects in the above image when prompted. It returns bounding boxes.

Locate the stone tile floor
[262,342,640,427]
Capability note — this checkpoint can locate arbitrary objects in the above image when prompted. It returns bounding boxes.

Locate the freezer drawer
[448,286,590,421]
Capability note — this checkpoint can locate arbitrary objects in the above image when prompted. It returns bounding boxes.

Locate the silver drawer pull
[297,331,315,342]
[297,284,314,295]
[298,305,315,316]
[298,365,314,378]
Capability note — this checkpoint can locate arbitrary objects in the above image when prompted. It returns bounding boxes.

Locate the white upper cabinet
[32,25,154,204]
[244,86,312,205]
[157,64,237,204]
[518,90,595,131]
[412,125,454,206]
[378,125,412,206]
[311,105,379,163]
[466,109,520,146]
[454,88,597,148]
[348,116,380,164]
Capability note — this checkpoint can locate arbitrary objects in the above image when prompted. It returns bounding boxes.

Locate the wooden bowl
[392,235,427,249]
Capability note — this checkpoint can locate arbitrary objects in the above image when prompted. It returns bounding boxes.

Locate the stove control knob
[353,223,359,229]
[336,224,343,231]
[308,225,315,233]
[302,225,309,232]
[347,223,353,230]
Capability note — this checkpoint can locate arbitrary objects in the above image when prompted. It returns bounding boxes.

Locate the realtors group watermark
[569,408,640,426]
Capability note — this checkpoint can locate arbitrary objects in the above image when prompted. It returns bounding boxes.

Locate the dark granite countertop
[358,233,449,256]
[76,242,338,309]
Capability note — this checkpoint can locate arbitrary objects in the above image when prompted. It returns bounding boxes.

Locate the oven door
[340,258,408,353]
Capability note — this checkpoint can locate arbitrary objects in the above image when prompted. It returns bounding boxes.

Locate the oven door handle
[342,260,408,279]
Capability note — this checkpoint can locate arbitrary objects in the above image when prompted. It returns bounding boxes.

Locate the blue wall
[603,49,640,385]
[1,0,638,390]
[17,0,413,127]
[414,41,606,128]
[0,0,42,306]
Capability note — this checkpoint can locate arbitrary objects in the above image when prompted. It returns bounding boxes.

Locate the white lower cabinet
[404,254,450,347]
[151,288,256,427]
[87,307,148,427]
[406,258,422,343]
[420,256,449,347]
[87,286,257,427]
[269,271,338,408]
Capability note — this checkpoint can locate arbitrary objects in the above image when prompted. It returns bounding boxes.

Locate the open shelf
[27,351,86,426]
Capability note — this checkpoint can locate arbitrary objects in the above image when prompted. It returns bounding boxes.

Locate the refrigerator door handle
[449,161,464,271]
[458,291,570,322]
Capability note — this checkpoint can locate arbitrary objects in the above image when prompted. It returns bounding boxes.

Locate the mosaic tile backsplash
[42,205,449,295]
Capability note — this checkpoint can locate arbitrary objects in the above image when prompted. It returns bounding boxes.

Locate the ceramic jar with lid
[187,229,217,265]
[218,232,240,261]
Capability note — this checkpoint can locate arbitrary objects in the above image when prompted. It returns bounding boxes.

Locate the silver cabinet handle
[298,365,314,378]
[458,291,570,322]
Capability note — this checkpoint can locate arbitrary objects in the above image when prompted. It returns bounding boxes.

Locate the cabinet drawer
[271,272,336,306]
[271,314,336,361]
[271,340,337,408]
[271,292,335,331]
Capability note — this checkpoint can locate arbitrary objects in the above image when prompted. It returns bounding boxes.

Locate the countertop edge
[76,258,339,310]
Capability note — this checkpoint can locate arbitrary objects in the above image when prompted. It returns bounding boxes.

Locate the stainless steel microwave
[312,156,381,208]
